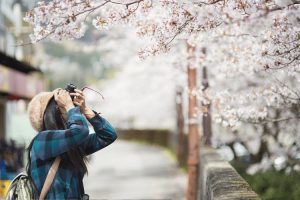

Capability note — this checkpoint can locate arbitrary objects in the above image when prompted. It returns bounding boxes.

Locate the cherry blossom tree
[24,0,300,173]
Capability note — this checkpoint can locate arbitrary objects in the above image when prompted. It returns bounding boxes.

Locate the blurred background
[1,1,300,200]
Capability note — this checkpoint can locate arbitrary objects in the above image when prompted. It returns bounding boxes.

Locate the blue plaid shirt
[30,106,117,199]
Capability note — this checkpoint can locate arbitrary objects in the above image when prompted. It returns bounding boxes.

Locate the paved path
[83,140,187,200]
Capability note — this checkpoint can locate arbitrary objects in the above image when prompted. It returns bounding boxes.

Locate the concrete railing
[198,147,261,200]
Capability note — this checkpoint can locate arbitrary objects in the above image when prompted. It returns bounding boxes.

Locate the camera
[65,83,77,100]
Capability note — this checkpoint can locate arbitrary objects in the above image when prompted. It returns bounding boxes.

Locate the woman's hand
[54,89,74,112]
[70,89,96,120]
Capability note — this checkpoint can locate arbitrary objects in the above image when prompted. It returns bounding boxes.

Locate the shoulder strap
[39,157,61,200]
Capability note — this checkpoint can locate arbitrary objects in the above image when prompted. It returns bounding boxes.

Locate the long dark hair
[26,97,88,177]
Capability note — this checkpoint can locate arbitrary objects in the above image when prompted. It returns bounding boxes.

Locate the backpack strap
[39,157,61,200]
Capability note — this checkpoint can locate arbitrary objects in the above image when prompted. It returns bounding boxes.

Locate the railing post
[186,42,200,200]
[175,86,185,167]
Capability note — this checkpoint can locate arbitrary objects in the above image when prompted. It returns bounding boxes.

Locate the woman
[26,88,118,199]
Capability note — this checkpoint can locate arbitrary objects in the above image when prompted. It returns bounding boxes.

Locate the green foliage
[231,160,300,200]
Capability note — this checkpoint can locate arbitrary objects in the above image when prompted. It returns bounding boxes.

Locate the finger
[72,97,82,104]
[75,89,84,95]
[73,101,81,106]
[70,93,80,96]
[70,93,84,99]
[70,93,83,99]
[59,90,65,96]
[54,89,61,100]
[74,90,84,98]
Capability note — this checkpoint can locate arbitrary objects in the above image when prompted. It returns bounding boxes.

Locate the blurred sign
[0,180,10,198]
[0,66,9,93]
[0,64,44,99]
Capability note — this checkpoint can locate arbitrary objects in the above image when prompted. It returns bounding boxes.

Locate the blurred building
[0,0,44,141]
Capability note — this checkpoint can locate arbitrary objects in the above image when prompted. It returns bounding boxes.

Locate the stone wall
[198,147,261,200]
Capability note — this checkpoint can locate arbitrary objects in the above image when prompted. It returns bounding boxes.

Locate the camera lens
[65,83,77,100]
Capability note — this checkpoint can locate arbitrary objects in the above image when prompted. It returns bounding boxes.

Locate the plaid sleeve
[32,106,89,160]
[81,111,118,155]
